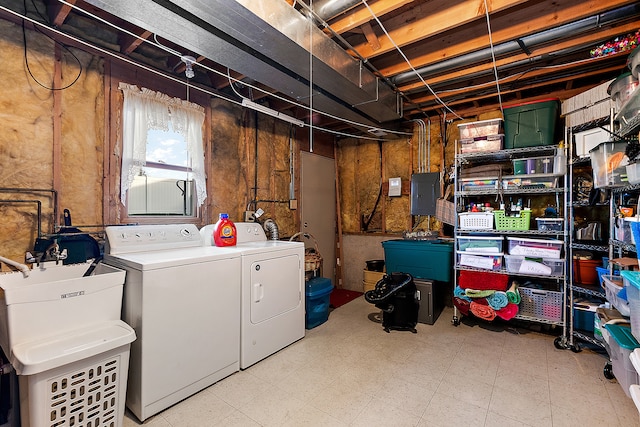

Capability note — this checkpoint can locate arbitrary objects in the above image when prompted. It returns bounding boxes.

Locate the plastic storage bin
[608,71,639,111]
[457,251,503,271]
[605,324,640,398]
[456,235,503,253]
[507,237,563,258]
[590,141,628,188]
[627,162,640,185]
[493,210,531,230]
[503,98,559,148]
[504,255,564,276]
[512,156,555,175]
[305,277,333,329]
[603,274,630,317]
[382,239,454,282]
[457,118,502,139]
[518,287,563,322]
[620,270,640,342]
[459,135,504,153]
[536,218,563,231]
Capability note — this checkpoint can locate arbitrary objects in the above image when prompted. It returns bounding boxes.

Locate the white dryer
[201,222,305,369]
[104,224,241,422]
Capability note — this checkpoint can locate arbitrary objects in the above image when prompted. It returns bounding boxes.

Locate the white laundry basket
[15,321,135,427]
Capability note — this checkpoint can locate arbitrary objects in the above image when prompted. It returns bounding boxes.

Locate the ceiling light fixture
[180,55,196,79]
[241,98,304,127]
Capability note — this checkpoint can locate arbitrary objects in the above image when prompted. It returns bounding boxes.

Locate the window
[128,125,195,216]
[119,83,206,218]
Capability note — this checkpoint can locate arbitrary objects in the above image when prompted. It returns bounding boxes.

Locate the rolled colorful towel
[458,270,509,291]
[454,286,473,302]
[486,291,509,310]
[506,282,521,304]
[465,288,496,299]
[453,297,471,316]
[496,303,519,320]
[470,301,496,321]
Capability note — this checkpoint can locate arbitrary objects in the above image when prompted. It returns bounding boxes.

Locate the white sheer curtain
[119,83,207,208]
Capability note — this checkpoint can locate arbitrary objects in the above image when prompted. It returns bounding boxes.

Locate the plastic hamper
[14,321,135,427]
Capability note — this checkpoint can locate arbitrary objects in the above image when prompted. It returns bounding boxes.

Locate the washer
[104,224,241,422]
[201,222,305,369]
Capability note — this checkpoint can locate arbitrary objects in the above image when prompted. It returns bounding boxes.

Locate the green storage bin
[503,98,559,148]
[382,239,453,282]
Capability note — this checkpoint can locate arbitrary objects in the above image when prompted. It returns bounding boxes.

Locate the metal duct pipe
[304,0,361,22]
[392,3,640,86]
[263,219,280,240]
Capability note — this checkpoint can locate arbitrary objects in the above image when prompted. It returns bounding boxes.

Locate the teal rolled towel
[455,286,472,302]
[486,291,508,310]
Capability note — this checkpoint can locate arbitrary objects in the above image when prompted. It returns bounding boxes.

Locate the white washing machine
[104,224,241,422]
[201,222,305,369]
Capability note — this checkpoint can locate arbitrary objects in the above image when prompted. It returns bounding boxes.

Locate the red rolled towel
[496,303,519,320]
[470,301,497,321]
[458,270,509,291]
[453,297,471,316]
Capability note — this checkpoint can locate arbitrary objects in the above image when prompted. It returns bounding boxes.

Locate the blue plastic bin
[382,239,454,282]
[305,277,333,329]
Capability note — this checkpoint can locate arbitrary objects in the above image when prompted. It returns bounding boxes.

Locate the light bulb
[180,55,196,79]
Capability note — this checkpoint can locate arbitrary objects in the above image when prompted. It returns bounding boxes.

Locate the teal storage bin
[305,277,333,329]
[382,239,454,282]
[503,98,559,148]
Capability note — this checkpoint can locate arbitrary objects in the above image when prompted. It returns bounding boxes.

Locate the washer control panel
[105,224,202,254]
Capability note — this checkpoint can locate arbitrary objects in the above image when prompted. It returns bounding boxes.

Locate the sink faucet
[38,240,67,265]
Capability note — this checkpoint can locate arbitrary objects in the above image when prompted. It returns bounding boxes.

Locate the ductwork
[303,0,361,22]
[392,3,640,86]
[83,0,401,126]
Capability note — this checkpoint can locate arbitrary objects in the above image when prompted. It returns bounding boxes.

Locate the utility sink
[0,260,126,370]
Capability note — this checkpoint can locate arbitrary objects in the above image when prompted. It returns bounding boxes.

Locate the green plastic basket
[493,210,531,230]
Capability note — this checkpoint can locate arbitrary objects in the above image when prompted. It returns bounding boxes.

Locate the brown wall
[0,19,306,264]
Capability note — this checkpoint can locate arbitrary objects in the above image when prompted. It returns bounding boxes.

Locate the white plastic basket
[458,212,494,230]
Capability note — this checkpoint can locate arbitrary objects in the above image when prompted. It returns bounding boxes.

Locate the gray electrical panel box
[410,173,440,216]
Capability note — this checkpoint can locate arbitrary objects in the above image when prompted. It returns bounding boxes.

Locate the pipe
[0,255,30,278]
[392,3,640,86]
[303,0,361,22]
[0,188,58,234]
[263,218,280,240]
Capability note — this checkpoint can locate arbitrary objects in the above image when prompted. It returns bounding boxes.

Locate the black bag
[365,272,419,333]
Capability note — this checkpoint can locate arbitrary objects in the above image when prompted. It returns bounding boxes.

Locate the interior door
[300,152,336,283]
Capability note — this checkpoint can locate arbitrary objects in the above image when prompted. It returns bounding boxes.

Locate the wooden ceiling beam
[404,64,622,116]
[360,22,381,52]
[396,21,640,93]
[375,0,638,76]
[47,0,77,27]
[350,0,528,59]
[327,0,414,35]
[119,29,152,55]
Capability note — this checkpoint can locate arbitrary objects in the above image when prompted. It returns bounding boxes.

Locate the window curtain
[118,83,207,207]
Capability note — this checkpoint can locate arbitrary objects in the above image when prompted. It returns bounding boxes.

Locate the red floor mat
[330,288,363,308]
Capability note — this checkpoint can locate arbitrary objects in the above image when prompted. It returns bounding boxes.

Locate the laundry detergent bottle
[213,213,237,246]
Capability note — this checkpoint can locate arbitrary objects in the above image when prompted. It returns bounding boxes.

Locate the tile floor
[124,297,639,426]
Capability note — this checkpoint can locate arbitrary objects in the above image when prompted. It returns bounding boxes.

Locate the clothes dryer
[201,222,305,369]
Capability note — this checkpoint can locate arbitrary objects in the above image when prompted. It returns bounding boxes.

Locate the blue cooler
[305,277,333,329]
